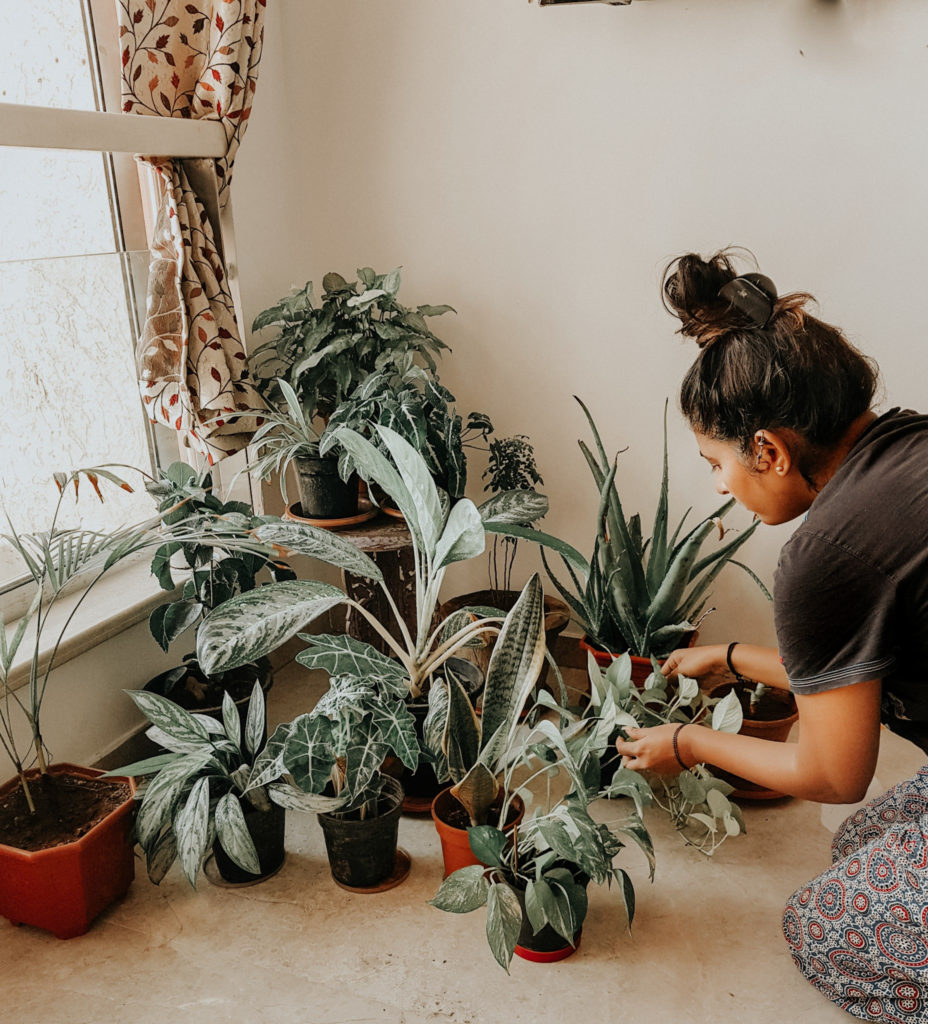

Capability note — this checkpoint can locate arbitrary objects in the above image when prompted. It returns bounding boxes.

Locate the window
[0,0,234,612]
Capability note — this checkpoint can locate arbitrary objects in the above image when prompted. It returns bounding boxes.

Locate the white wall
[233,0,928,649]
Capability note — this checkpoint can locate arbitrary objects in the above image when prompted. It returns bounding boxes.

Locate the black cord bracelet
[672,723,689,771]
[726,641,750,686]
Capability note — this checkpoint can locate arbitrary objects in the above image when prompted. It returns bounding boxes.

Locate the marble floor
[3,657,925,1024]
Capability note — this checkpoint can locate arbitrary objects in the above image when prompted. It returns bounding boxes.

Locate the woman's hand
[614,724,688,776]
[660,644,727,682]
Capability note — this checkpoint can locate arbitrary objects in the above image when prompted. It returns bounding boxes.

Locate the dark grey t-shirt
[774,408,928,749]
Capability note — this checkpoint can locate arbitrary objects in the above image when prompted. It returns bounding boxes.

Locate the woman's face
[694,431,815,526]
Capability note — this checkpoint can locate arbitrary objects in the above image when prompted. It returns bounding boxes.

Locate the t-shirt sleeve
[774,530,897,695]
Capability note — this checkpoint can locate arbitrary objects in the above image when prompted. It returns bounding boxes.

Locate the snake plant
[485,398,769,658]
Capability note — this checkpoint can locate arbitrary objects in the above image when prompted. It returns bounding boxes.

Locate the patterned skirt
[784,765,928,1022]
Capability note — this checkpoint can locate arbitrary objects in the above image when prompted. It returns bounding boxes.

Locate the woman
[614,248,928,1022]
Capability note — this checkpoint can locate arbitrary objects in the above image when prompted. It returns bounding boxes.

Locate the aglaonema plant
[194,426,546,704]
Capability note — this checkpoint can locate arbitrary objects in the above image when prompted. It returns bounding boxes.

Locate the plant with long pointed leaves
[486,397,769,657]
[0,466,281,815]
[196,426,551,704]
[424,574,547,826]
[429,676,655,972]
[110,682,321,889]
[584,651,747,855]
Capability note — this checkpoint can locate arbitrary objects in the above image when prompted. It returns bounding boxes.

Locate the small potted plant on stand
[249,267,455,519]
[486,398,768,686]
[437,431,569,692]
[0,466,276,937]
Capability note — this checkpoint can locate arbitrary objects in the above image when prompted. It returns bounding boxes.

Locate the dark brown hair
[662,248,879,480]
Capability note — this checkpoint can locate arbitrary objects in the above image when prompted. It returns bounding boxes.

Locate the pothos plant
[0,465,276,815]
[429,679,655,972]
[586,651,747,856]
[194,426,546,705]
[486,398,768,658]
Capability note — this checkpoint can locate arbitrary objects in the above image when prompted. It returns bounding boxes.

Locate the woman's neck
[813,409,878,490]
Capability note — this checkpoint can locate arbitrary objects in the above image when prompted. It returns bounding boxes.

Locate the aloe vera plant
[195,426,547,703]
[486,398,768,658]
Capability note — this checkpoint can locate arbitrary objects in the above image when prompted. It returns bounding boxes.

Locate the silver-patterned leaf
[281,714,336,794]
[267,783,349,813]
[173,776,210,889]
[128,689,212,745]
[196,580,346,675]
[423,680,452,784]
[295,634,408,693]
[214,793,261,875]
[135,751,212,849]
[486,883,523,972]
[478,489,549,525]
[243,681,266,758]
[221,691,241,750]
[428,864,489,913]
[434,498,485,569]
[144,828,178,885]
[376,424,443,555]
[254,522,383,583]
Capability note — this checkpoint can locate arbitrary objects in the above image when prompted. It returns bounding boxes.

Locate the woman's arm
[661,643,790,690]
[615,678,883,804]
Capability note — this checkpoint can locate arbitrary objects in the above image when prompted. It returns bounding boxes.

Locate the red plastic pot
[431,788,524,877]
[0,763,136,939]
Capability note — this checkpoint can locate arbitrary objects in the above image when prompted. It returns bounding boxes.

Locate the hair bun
[663,250,754,348]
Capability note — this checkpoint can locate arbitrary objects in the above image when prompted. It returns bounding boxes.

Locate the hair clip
[718,272,777,329]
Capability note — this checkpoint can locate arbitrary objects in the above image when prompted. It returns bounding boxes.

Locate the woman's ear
[753,429,792,476]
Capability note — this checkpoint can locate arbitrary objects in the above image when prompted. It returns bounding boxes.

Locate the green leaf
[434,498,485,570]
[280,714,336,794]
[214,794,262,875]
[196,580,346,675]
[174,776,210,889]
[524,878,552,935]
[467,825,508,868]
[429,864,489,913]
[484,522,589,576]
[295,634,407,693]
[376,424,443,556]
[451,761,499,827]
[442,672,481,783]
[145,829,178,885]
[712,690,744,734]
[162,601,203,646]
[423,679,452,784]
[243,681,266,758]
[126,690,212,745]
[486,883,523,972]
[616,867,636,928]
[254,522,383,583]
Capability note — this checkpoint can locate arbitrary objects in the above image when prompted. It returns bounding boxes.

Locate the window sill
[3,555,178,693]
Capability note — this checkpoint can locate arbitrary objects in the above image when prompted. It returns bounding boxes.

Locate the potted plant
[427,575,546,876]
[321,367,495,503]
[113,682,300,887]
[486,398,768,685]
[194,426,548,805]
[0,466,276,936]
[583,651,747,854]
[268,670,420,891]
[436,431,569,691]
[429,682,655,970]
[249,268,455,517]
[143,460,295,721]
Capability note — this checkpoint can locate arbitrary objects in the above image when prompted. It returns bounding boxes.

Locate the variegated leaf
[362,694,419,770]
[254,522,383,583]
[295,634,408,694]
[221,692,241,751]
[376,424,443,556]
[486,883,523,972]
[434,498,485,569]
[281,713,336,794]
[144,828,178,885]
[477,489,549,525]
[196,580,346,675]
[127,689,212,745]
[267,783,348,813]
[174,776,210,889]
[423,680,452,784]
[214,793,261,875]
[428,864,490,913]
[135,751,212,849]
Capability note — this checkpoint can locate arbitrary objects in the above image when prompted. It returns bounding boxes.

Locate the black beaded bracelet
[672,723,689,771]
[726,641,750,686]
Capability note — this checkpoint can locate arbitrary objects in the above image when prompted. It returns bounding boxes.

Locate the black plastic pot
[294,454,359,519]
[513,872,590,962]
[212,800,286,885]
[317,775,404,889]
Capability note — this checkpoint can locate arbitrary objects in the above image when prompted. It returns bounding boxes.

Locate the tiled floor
[3,657,924,1024]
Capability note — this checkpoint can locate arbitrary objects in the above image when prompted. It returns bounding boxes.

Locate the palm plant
[0,466,276,814]
[485,398,768,658]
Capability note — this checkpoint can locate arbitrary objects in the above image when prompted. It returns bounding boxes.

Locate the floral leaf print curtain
[119,0,267,464]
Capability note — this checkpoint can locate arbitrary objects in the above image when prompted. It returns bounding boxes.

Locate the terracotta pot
[438,590,571,693]
[0,764,136,939]
[430,788,525,877]
[578,632,699,688]
[704,680,799,800]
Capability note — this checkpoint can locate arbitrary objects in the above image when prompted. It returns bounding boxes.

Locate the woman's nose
[715,479,729,496]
